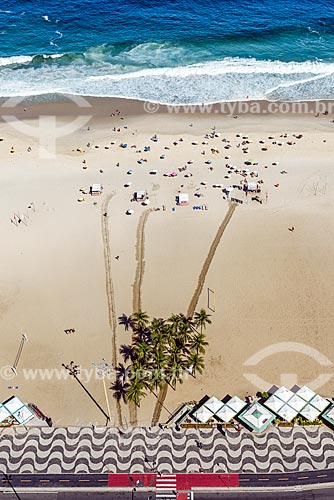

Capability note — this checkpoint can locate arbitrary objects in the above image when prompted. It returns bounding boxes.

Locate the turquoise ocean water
[0,0,333,103]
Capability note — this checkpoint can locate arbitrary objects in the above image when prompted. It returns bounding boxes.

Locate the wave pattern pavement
[0,426,333,473]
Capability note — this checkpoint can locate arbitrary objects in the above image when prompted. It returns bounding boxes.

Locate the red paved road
[108,473,239,489]
[177,473,239,489]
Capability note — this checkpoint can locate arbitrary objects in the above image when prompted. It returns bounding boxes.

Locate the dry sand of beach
[0,99,334,426]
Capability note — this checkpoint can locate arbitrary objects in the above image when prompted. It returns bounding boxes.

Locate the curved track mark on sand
[133,208,153,313]
[101,193,122,426]
[151,202,237,426]
[187,202,236,318]
[130,208,153,426]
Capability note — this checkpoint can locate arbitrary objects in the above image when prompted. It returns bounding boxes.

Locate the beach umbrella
[264,394,284,413]
[277,404,298,422]
[204,396,223,414]
[216,405,235,423]
[226,396,246,414]
[286,394,306,412]
[296,386,316,402]
[193,406,214,423]
[274,386,294,402]
[300,404,321,421]
[225,186,234,192]
[309,394,330,412]
[126,209,134,215]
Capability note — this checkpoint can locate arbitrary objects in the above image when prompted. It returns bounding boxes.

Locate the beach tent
[176,193,189,206]
[216,404,235,423]
[134,190,148,201]
[13,406,35,424]
[265,394,285,413]
[321,405,334,427]
[204,396,224,414]
[90,183,103,195]
[296,386,316,402]
[309,394,330,412]
[193,406,214,423]
[3,396,34,424]
[244,181,258,192]
[300,404,321,421]
[286,394,306,412]
[276,404,298,422]
[273,386,294,402]
[238,402,275,432]
[0,404,11,423]
[226,396,246,414]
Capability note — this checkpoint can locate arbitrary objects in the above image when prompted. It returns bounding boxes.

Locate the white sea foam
[0,56,333,103]
[0,55,33,66]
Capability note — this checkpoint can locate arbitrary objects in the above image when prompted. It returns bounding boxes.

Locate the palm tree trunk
[129,400,137,426]
[116,400,123,426]
[151,382,169,425]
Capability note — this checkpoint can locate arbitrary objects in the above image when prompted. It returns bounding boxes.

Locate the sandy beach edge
[0,94,333,119]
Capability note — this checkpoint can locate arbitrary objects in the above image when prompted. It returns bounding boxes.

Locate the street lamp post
[92,358,113,425]
[62,361,110,425]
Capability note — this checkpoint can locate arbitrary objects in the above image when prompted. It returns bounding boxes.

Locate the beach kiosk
[244,181,259,193]
[176,193,189,206]
[134,190,148,202]
[90,183,103,196]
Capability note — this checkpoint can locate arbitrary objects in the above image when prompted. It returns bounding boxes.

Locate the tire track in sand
[133,208,153,313]
[151,202,237,426]
[130,208,153,426]
[187,202,237,317]
[101,192,123,426]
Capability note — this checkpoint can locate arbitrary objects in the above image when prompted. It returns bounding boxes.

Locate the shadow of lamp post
[62,361,110,425]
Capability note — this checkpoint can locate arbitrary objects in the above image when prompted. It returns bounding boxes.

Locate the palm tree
[150,349,167,393]
[134,341,152,364]
[167,361,185,389]
[110,378,129,403]
[126,379,146,407]
[194,309,212,333]
[166,342,186,390]
[119,344,137,363]
[189,332,208,355]
[115,363,131,384]
[132,310,150,331]
[118,313,134,331]
[186,352,205,378]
